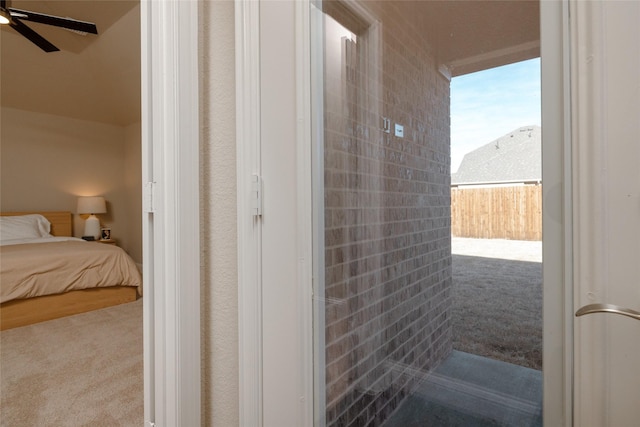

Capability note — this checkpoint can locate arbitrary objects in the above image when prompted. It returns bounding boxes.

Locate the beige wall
[124,122,142,263]
[200,0,239,425]
[0,107,142,263]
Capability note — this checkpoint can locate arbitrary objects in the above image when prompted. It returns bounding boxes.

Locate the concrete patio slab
[383,351,542,427]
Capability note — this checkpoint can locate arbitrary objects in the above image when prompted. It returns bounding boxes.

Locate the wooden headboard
[0,211,73,237]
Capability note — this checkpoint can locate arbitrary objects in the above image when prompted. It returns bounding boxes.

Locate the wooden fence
[451,185,542,241]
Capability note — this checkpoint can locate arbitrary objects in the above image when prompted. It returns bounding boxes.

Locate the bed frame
[0,211,138,330]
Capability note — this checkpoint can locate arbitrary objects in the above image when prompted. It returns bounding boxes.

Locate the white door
[247,0,640,425]
[571,1,640,425]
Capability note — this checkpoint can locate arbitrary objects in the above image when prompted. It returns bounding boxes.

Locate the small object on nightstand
[98,239,117,246]
[101,227,111,240]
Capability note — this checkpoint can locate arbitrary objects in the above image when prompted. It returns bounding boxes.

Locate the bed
[0,211,141,330]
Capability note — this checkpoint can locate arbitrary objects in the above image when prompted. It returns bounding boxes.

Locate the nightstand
[97,239,117,246]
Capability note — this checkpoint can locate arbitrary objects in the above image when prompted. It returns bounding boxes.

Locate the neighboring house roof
[451,125,541,185]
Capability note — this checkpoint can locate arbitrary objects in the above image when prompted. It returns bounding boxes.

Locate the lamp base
[84,215,101,240]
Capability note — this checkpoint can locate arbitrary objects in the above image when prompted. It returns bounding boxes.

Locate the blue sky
[450,58,541,173]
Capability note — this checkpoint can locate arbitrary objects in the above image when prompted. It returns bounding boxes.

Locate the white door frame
[141,0,201,426]
[235,0,264,425]
[236,1,314,425]
[238,1,574,426]
[540,1,573,425]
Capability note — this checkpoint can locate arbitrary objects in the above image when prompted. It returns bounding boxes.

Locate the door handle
[575,303,640,321]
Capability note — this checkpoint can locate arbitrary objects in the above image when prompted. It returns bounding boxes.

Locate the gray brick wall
[322,2,453,426]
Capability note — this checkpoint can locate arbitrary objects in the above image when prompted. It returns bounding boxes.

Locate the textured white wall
[200,1,239,425]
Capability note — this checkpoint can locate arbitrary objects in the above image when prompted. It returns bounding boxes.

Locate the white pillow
[0,214,52,241]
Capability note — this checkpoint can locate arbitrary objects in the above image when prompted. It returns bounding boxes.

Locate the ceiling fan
[0,0,98,52]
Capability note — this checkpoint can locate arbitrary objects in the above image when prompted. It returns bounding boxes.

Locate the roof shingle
[452,125,541,185]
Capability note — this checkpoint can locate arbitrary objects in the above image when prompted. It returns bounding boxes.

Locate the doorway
[0,1,144,424]
[449,58,543,399]
[245,0,571,425]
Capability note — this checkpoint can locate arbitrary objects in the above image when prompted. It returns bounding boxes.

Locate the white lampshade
[77,196,107,239]
[77,196,107,214]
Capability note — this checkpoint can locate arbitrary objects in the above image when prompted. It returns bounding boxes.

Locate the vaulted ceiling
[1,1,140,126]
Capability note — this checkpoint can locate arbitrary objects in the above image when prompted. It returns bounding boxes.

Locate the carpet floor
[0,299,143,426]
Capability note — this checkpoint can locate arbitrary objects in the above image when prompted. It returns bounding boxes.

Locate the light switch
[395,123,404,138]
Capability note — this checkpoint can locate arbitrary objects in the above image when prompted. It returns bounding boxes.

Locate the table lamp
[77,196,107,240]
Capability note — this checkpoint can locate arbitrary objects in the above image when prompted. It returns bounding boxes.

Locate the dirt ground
[451,237,543,370]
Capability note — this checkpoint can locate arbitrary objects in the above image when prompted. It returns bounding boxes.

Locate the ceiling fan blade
[9,8,98,34]
[10,19,59,52]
